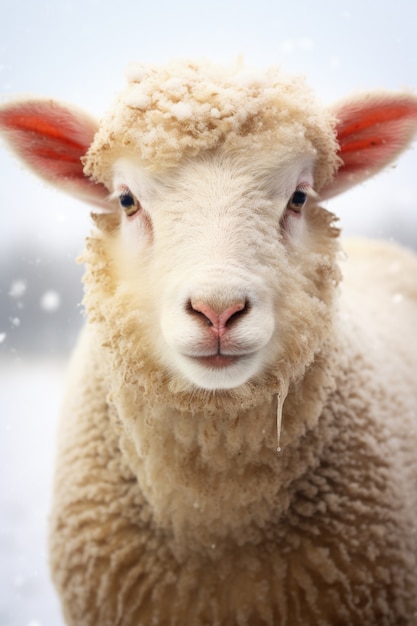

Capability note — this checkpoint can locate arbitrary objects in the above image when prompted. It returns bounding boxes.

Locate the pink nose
[189,299,248,337]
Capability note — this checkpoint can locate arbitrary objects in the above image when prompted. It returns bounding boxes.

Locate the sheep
[1,59,417,626]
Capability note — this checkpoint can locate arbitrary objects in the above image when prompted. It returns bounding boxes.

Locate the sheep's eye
[119,190,141,217]
[287,189,308,213]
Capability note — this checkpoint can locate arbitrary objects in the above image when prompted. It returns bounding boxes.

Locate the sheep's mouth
[176,351,262,390]
[194,354,240,369]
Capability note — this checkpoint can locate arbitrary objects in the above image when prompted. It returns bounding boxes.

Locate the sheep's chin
[174,352,263,391]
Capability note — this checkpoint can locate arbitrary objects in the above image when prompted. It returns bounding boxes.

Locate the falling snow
[9,280,27,298]
[40,291,61,313]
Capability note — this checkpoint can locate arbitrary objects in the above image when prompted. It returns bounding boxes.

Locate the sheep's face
[106,149,339,392]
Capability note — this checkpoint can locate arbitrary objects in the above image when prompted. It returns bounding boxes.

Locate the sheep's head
[86,149,339,398]
[2,60,417,406]
[78,62,342,397]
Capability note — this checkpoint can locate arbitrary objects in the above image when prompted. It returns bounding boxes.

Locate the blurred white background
[1,1,417,624]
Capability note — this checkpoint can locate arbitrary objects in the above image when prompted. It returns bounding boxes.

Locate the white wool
[169,101,193,120]
[233,68,268,88]
[124,62,147,83]
[164,77,187,96]
[123,85,151,110]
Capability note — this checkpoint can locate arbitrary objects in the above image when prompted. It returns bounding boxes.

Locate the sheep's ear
[0,99,109,209]
[320,93,417,200]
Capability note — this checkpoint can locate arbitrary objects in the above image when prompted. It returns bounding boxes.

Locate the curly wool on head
[83,60,340,191]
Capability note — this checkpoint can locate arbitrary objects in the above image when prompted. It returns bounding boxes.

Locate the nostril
[221,301,248,327]
[188,300,219,327]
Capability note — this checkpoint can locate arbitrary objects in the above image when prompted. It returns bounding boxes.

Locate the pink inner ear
[320,95,417,200]
[337,102,417,171]
[0,107,93,168]
[1,111,88,147]
[337,101,417,139]
[0,101,109,208]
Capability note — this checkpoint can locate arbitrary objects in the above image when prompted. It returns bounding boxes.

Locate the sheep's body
[48,237,417,626]
[1,60,417,625]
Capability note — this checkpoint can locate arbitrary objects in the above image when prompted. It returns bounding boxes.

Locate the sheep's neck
[117,399,278,553]
[112,353,336,555]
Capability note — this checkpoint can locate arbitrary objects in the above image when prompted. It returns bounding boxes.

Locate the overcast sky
[1,0,417,255]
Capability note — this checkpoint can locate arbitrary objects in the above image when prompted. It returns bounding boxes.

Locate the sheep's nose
[188,299,248,337]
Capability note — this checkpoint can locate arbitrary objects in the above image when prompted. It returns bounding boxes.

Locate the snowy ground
[0,358,66,626]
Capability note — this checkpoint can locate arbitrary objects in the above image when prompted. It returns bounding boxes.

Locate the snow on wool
[1,59,417,626]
